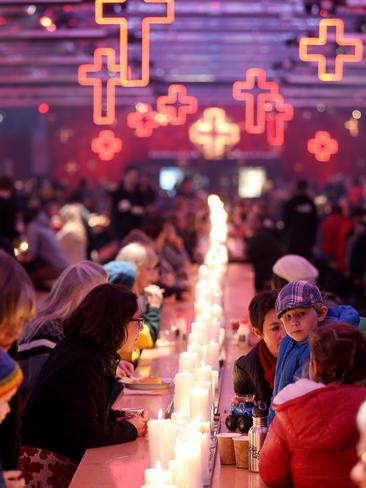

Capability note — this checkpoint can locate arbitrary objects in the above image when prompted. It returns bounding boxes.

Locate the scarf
[258,339,277,390]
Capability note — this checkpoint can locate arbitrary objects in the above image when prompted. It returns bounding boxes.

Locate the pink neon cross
[233,68,279,134]
[156,85,198,125]
[265,96,294,147]
[96,0,174,87]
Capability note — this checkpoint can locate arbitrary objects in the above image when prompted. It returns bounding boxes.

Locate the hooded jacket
[260,379,366,488]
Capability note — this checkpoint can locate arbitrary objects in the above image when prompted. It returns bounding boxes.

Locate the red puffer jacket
[259,379,366,488]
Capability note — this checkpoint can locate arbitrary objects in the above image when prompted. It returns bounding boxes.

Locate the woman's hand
[121,410,149,437]
[116,360,134,378]
[3,471,25,488]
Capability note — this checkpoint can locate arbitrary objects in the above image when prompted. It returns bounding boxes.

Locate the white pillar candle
[189,386,209,422]
[204,340,220,371]
[175,440,201,488]
[148,410,175,469]
[194,363,212,383]
[168,460,177,485]
[188,332,204,347]
[208,319,221,342]
[178,357,195,373]
[144,461,172,485]
[179,351,198,368]
[187,430,210,485]
[174,372,195,415]
[187,344,203,364]
[170,412,190,422]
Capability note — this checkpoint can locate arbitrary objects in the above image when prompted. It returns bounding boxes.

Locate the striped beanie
[0,349,23,398]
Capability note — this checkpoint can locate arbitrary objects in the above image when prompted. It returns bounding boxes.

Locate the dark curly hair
[309,323,366,386]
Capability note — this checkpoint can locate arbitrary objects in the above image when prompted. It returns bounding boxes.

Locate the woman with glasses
[21,283,148,464]
[260,322,366,488]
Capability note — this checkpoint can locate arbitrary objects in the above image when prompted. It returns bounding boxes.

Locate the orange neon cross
[299,19,363,82]
[127,103,160,137]
[307,131,339,162]
[189,108,240,160]
[264,95,294,147]
[233,68,279,134]
[78,48,120,125]
[95,0,175,87]
[91,129,123,160]
[156,84,198,125]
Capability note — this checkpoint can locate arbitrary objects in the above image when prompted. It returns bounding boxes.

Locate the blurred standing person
[245,212,283,292]
[0,176,18,256]
[282,180,318,259]
[110,167,146,243]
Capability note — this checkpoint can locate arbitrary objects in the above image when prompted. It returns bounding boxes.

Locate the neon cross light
[299,19,363,82]
[127,103,160,137]
[307,131,339,162]
[156,84,198,125]
[95,0,175,87]
[264,95,294,147]
[233,68,279,134]
[78,48,120,125]
[189,108,240,160]
[91,130,123,160]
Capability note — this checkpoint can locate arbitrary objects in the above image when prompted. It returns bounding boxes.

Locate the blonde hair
[23,261,107,341]
[0,250,36,327]
[116,242,148,270]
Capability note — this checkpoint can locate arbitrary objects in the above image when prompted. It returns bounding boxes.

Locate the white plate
[122,378,172,390]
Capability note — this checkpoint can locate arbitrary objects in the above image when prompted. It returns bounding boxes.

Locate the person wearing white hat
[271,254,319,290]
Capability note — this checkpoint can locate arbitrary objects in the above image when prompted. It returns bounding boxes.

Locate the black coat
[0,343,20,469]
[21,335,138,463]
[232,342,273,409]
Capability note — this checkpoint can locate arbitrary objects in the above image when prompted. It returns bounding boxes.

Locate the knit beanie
[0,349,23,398]
[104,260,137,290]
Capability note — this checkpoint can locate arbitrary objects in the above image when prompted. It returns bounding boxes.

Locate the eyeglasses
[128,316,144,327]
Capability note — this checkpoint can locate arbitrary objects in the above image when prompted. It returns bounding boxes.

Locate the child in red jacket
[260,323,366,488]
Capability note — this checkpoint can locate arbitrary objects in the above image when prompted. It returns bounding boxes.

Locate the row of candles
[143,195,229,488]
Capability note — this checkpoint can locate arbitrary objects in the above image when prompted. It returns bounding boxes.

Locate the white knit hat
[272,255,319,283]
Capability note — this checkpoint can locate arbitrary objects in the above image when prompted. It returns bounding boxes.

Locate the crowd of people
[0,169,365,487]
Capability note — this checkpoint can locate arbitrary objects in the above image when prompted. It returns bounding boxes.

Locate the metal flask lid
[252,401,268,418]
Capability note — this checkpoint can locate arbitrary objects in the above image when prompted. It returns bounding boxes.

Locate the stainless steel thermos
[248,405,268,472]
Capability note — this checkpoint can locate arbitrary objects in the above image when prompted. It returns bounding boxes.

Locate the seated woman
[21,283,149,464]
[260,323,366,488]
[19,261,107,397]
[233,290,284,407]
[351,401,366,487]
[114,243,163,364]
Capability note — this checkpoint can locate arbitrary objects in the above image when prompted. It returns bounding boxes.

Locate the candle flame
[158,408,163,420]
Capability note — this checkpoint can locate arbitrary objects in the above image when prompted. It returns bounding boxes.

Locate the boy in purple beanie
[268,281,328,423]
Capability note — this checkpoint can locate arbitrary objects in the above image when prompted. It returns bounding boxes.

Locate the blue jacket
[268,304,360,423]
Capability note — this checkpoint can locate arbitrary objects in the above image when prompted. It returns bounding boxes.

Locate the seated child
[0,349,25,488]
[260,323,366,488]
[269,280,359,423]
[233,290,284,407]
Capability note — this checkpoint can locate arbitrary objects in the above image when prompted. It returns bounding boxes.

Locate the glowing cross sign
[189,108,240,160]
[307,131,339,162]
[127,103,160,137]
[78,48,120,125]
[91,130,123,160]
[156,84,198,125]
[233,68,279,134]
[264,95,294,147]
[95,0,175,87]
[299,19,363,82]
